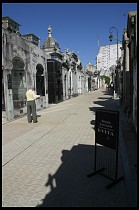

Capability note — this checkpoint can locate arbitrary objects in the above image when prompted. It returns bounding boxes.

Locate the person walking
[25,86,40,123]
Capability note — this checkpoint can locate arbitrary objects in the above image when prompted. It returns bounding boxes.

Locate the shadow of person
[36,144,98,207]
[45,173,56,191]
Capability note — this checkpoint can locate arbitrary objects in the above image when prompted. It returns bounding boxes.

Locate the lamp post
[109,26,119,99]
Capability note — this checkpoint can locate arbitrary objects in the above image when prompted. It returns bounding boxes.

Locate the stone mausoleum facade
[2,16,86,121]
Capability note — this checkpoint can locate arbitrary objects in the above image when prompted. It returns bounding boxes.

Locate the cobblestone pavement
[2,89,137,207]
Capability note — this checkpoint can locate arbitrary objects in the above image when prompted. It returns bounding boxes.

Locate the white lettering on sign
[99,119,113,129]
[101,120,111,124]
[99,123,112,128]
[98,127,114,136]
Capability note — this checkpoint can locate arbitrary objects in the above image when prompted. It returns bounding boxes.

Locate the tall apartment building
[96,43,122,77]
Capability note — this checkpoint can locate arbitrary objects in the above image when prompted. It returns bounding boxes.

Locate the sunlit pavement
[2,89,137,207]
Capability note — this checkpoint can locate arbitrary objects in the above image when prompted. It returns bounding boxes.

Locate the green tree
[100,75,110,85]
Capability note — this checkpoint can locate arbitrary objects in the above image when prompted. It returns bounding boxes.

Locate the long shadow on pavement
[36,91,130,207]
[36,144,128,207]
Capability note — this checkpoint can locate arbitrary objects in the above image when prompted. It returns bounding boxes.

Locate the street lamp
[109,26,119,99]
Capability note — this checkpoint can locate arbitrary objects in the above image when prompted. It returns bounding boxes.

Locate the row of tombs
[2,58,71,120]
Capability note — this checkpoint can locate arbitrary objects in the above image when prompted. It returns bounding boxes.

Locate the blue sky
[2,3,137,67]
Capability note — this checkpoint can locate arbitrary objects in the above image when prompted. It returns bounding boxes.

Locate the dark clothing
[27,100,37,123]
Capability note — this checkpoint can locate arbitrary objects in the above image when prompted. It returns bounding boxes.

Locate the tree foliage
[100,75,110,85]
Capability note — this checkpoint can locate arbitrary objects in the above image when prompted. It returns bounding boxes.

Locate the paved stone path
[2,89,137,207]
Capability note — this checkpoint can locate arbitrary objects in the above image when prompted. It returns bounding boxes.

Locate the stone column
[124,40,130,112]
[122,30,130,112]
[4,70,14,120]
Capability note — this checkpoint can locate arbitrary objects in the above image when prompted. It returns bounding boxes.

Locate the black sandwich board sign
[95,109,119,150]
[87,109,124,189]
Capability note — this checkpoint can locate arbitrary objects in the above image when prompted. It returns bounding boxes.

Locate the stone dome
[42,26,60,50]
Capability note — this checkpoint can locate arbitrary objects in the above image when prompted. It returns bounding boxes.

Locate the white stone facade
[96,43,122,77]
[2,17,86,121]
